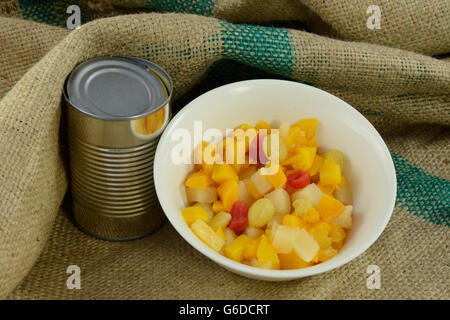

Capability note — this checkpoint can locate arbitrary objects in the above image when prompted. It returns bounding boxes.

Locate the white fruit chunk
[186,186,217,203]
[293,229,320,262]
[271,225,299,254]
[244,227,264,238]
[250,170,273,195]
[265,189,291,216]
[208,211,232,231]
[291,183,323,207]
[334,205,353,228]
[238,180,254,205]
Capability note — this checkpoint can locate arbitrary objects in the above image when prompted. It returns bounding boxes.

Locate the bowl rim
[154,79,397,280]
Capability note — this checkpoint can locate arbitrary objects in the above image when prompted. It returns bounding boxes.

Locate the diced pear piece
[291,183,323,207]
[238,180,254,206]
[293,229,320,262]
[333,205,352,229]
[264,188,291,217]
[186,186,217,203]
[208,211,232,231]
[244,227,264,238]
[271,225,299,254]
[250,170,273,195]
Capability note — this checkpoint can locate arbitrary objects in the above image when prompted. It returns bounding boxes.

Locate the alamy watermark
[170,121,280,175]
[366,264,381,289]
[367,5,381,30]
[66,5,81,30]
[66,265,81,290]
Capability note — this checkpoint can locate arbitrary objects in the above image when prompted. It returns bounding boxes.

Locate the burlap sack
[0,1,448,299]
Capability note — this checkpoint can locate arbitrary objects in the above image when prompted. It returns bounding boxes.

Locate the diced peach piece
[181,206,208,226]
[212,163,238,184]
[308,155,324,177]
[256,236,280,269]
[217,179,239,212]
[243,236,261,260]
[317,194,345,222]
[225,234,249,262]
[292,118,318,139]
[279,250,312,269]
[263,164,287,189]
[282,214,303,228]
[319,157,342,186]
[185,171,211,190]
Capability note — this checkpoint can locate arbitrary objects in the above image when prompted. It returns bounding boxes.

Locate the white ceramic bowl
[154,80,396,281]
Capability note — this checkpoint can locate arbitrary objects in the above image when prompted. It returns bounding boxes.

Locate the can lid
[65,56,171,120]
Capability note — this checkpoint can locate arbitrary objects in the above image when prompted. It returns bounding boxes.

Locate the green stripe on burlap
[220,21,295,77]
[393,153,450,226]
[145,0,216,15]
[19,0,77,26]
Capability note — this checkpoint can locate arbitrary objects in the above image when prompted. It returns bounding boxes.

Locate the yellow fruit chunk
[322,149,345,170]
[318,247,338,262]
[191,219,225,252]
[279,251,312,269]
[255,120,273,132]
[285,126,307,151]
[225,235,249,262]
[319,157,342,186]
[281,147,316,171]
[302,207,320,224]
[264,164,287,189]
[245,180,262,199]
[308,222,332,249]
[293,147,317,171]
[212,200,225,213]
[208,211,232,231]
[317,194,345,222]
[216,227,227,241]
[181,206,208,226]
[243,237,260,260]
[292,118,318,139]
[212,163,238,184]
[330,222,346,243]
[256,236,280,269]
[282,214,303,228]
[217,179,239,212]
[185,171,211,190]
[308,155,324,177]
[305,137,317,147]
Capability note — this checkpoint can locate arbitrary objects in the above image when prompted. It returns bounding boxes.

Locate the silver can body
[64,56,172,240]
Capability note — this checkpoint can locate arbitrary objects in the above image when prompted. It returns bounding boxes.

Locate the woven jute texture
[0,1,449,299]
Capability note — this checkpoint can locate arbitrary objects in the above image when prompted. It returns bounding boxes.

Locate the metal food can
[63,56,172,241]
